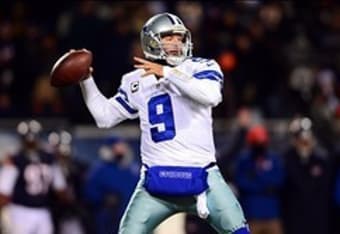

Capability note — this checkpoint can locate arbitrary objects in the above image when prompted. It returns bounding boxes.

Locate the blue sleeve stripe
[118,88,129,101]
[115,96,138,114]
[194,75,222,82]
[193,70,224,81]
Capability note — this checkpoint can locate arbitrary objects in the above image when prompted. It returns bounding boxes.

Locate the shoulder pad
[120,69,143,94]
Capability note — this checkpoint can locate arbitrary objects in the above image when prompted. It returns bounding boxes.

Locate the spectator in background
[218,107,254,181]
[282,117,332,234]
[311,68,339,152]
[234,125,285,234]
[287,65,315,116]
[83,137,139,234]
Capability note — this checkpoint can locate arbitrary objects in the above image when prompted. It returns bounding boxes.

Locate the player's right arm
[163,59,223,107]
[80,75,138,128]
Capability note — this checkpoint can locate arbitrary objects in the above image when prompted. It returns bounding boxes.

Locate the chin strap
[166,55,185,66]
[196,191,210,219]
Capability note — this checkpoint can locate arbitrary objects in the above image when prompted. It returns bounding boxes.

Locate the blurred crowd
[0,119,140,234]
[1,114,340,234]
[1,1,340,124]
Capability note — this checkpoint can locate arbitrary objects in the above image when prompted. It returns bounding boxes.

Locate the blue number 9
[148,94,176,142]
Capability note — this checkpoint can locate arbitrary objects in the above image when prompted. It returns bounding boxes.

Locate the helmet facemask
[160,30,192,66]
[141,13,193,66]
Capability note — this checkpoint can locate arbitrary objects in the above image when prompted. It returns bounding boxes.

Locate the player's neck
[154,59,175,67]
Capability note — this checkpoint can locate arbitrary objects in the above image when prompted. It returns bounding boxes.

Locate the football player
[79,13,249,234]
[0,120,69,234]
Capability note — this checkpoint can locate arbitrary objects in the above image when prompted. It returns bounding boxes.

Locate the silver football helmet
[140,13,193,66]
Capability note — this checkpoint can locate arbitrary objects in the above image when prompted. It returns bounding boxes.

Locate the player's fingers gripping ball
[50,49,93,87]
[133,56,164,77]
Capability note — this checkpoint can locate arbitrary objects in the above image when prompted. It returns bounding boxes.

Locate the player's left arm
[0,158,19,207]
[134,57,223,106]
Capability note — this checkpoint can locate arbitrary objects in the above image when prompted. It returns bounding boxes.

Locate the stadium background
[1,1,340,234]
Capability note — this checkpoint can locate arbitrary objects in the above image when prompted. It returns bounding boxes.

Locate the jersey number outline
[24,164,53,196]
[148,93,176,142]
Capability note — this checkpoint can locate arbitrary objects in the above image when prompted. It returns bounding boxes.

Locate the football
[50,49,92,87]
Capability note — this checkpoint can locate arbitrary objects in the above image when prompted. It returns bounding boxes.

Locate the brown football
[50,49,92,87]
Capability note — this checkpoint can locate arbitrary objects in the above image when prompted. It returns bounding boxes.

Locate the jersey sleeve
[191,58,224,87]
[109,76,139,120]
[163,58,223,107]
[0,163,19,196]
[80,76,138,129]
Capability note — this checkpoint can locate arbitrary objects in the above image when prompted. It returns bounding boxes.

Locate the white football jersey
[108,58,223,167]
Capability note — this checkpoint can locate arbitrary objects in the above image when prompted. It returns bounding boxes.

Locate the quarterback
[80,13,249,234]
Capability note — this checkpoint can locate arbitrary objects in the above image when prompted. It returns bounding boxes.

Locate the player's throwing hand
[133,56,164,78]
